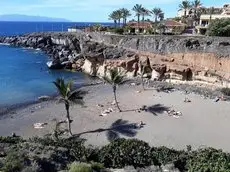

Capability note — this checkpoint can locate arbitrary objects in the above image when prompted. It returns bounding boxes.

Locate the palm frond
[68,90,86,100]
[103,76,113,85]
[53,78,67,97]
[54,78,86,106]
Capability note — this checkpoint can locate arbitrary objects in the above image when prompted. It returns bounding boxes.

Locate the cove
[0,45,89,107]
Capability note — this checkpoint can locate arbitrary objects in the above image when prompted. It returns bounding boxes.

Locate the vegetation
[120,8,131,25]
[103,68,125,112]
[132,4,144,26]
[152,8,163,23]
[209,7,215,22]
[179,0,191,18]
[68,162,92,172]
[207,18,230,37]
[192,0,202,24]
[1,137,230,171]
[53,78,86,136]
[109,8,131,27]
[220,87,230,96]
[152,8,164,34]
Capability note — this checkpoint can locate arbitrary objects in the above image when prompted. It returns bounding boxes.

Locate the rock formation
[1,31,230,87]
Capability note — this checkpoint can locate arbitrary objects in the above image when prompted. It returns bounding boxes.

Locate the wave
[0,43,10,46]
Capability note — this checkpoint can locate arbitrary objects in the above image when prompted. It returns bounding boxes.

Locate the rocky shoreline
[1,31,230,88]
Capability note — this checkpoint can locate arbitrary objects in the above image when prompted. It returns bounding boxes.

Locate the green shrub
[91,162,104,171]
[99,138,152,168]
[220,87,230,96]
[0,136,24,144]
[1,150,29,172]
[207,18,230,37]
[187,148,230,172]
[112,28,124,34]
[30,137,92,162]
[68,162,92,172]
[151,146,184,165]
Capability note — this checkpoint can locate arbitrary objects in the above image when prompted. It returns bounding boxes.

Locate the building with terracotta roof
[161,20,187,34]
[127,21,153,33]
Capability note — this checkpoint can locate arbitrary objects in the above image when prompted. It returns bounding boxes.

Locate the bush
[99,138,152,168]
[68,162,92,172]
[1,150,30,172]
[91,162,104,171]
[187,148,230,172]
[2,137,230,171]
[0,136,24,144]
[207,18,230,37]
[30,137,93,162]
[111,28,124,35]
[151,146,183,165]
[220,87,230,96]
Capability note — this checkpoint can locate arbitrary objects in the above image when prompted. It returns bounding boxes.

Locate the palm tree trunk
[113,85,121,112]
[65,103,72,136]
[154,16,157,35]
[114,20,117,28]
[137,15,140,33]
[141,75,145,90]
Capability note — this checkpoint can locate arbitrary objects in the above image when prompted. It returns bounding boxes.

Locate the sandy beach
[1,82,230,151]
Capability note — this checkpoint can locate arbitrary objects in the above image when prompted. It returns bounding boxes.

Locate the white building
[199,4,230,26]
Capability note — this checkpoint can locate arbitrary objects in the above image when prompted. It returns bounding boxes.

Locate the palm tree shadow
[143,104,170,116]
[73,119,141,141]
[121,104,169,116]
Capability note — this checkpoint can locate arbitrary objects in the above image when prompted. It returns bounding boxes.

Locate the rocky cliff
[1,32,230,87]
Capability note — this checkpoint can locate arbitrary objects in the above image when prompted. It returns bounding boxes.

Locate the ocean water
[0,21,113,107]
[0,21,114,107]
[0,21,113,36]
[0,45,90,107]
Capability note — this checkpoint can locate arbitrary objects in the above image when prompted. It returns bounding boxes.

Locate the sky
[0,0,229,22]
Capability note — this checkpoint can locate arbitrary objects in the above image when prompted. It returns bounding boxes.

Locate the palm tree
[179,0,191,18]
[103,68,125,112]
[53,78,85,136]
[209,7,215,23]
[109,11,119,27]
[159,13,165,21]
[133,4,144,25]
[120,8,131,25]
[140,64,146,90]
[152,8,163,23]
[152,8,163,34]
[141,8,150,22]
[192,0,202,25]
[115,10,123,27]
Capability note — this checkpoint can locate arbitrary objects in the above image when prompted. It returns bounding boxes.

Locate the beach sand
[0,83,230,151]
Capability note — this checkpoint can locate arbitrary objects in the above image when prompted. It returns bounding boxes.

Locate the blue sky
[0,0,228,22]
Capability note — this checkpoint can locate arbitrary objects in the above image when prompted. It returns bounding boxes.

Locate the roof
[163,20,187,27]
[127,21,153,29]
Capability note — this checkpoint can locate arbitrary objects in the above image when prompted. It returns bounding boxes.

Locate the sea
[0,21,112,108]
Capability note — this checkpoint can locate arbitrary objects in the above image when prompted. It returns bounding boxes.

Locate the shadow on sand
[73,119,141,141]
[121,104,170,116]
[71,104,169,141]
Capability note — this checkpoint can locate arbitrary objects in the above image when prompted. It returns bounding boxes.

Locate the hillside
[0,14,70,22]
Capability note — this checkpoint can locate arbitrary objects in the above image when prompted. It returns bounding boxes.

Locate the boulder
[38,96,51,101]
[151,70,161,81]
[82,59,97,76]
[46,60,63,69]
